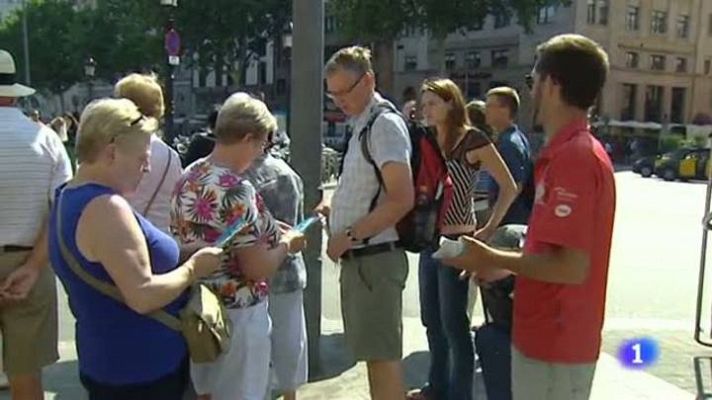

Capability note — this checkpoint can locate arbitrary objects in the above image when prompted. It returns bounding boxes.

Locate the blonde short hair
[324,46,374,77]
[114,73,165,119]
[76,98,158,163]
[215,92,277,145]
[486,86,520,117]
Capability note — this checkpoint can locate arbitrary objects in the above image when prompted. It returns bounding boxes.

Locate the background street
[3,171,711,399]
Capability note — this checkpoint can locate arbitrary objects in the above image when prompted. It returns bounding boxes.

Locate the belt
[341,242,400,260]
[0,245,33,254]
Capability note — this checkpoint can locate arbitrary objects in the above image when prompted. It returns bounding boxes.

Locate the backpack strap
[359,103,401,209]
[55,189,182,332]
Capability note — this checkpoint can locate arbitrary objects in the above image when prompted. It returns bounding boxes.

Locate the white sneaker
[0,372,9,390]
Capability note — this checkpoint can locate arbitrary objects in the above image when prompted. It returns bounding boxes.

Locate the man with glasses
[442,34,615,400]
[317,46,414,400]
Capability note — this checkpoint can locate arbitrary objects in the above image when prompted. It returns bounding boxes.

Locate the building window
[466,51,481,69]
[626,52,639,68]
[650,55,666,71]
[709,14,712,36]
[675,57,687,73]
[587,0,596,24]
[651,10,667,35]
[276,79,286,95]
[705,59,711,75]
[404,55,417,71]
[467,81,481,99]
[671,87,686,123]
[626,6,640,31]
[621,83,637,120]
[537,5,556,24]
[677,15,690,38]
[494,11,511,29]
[445,53,456,70]
[491,49,509,68]
[645,85,664,122]
[597,0,609,25]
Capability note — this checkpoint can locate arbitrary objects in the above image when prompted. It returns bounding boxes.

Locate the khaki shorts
[339,248,408,362]
[0,251,58,376]
[512,346,596,400]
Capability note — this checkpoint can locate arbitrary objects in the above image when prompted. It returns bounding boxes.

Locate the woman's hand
[280,230,307,254]
[188,247,224,280]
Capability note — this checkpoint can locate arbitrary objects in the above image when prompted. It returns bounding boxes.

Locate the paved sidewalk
[296,317,695,400]
[0,318,696,399]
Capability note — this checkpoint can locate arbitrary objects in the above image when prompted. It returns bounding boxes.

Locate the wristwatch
[345,226,359,242]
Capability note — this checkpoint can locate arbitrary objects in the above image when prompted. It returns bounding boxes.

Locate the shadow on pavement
[403,351,430,390]
[309,333,356,383]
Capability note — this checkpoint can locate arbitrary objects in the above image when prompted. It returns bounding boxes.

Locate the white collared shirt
[0,106,73,246]
[127,135,183,234]
[330,93,411,246]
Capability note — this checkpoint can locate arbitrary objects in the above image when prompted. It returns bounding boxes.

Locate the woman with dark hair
[409,79,517,400]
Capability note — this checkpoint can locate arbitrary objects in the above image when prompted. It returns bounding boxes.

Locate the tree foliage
[0,0,84,96]
[173,0,289,85]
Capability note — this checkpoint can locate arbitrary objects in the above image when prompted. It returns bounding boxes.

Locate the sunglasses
[109,114,146,144]
[525,74,534,90]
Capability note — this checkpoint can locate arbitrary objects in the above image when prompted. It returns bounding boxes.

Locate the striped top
[443,128,492,226]
[0,107,73,246]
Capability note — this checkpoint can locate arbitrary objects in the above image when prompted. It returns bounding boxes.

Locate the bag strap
[56,190,182,332]
[142,149,173,216]
[359,104,400,210]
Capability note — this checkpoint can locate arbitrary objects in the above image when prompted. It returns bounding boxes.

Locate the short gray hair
[215,92,277,145]
[324,45,374,77]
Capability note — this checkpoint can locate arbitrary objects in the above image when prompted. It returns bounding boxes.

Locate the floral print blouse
[171,160,280,309]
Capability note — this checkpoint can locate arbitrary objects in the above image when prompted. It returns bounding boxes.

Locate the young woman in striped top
[409,78,517,400]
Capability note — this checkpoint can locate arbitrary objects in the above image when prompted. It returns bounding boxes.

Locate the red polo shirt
[512,118,616,363]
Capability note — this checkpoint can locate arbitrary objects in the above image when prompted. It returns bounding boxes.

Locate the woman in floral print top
[170,93,306,400]
[172,160,279,308]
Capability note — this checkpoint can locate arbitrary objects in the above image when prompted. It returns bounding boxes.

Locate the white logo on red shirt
[553,186,578,202]
[554,204,572,217]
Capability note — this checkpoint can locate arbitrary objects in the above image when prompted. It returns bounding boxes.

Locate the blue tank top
[49,183,188,385]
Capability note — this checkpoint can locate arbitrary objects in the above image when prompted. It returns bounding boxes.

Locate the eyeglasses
[524,74,534,90]
[109,114,146,144]
[326,73,365,100]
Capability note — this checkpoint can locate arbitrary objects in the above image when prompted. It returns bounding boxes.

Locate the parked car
[633,155,656,177]
[654,147,711,181]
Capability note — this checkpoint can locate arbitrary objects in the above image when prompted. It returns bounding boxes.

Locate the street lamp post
[161,0,180,144]
[84,56,96,105]
[290,0,324,376]
[21,0,30,85]
[282,22,293,131]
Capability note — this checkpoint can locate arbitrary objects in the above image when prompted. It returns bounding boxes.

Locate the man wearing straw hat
[0,49,72,399]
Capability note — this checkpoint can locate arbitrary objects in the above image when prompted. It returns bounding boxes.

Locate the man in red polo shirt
[443,33,615,400]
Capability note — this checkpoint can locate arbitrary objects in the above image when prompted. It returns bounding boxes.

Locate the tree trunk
[58,91,66,114]
[214,54,224,88]
[237,37,249,87]
[372,39,395,101]
[436,36,447,76]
